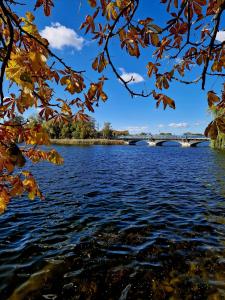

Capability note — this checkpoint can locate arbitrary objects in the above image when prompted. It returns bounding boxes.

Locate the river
[0,143,225,299]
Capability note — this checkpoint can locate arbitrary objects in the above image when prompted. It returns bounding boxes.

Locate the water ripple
[0,145,225,299]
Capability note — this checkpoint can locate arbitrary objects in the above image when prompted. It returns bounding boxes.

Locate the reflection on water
[0,145,225,299]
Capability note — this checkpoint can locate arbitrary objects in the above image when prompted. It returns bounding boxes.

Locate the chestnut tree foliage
[0,0,108,212]
[0,0,225,212]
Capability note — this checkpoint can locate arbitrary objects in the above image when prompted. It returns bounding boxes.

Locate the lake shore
[50,138,126,145]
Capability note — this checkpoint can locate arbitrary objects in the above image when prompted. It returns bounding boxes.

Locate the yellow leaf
[26,12,35,22]
[22,171,31,177]
[100,91,108,101]
[47,149,64,165]
[23,177,41,200]
[6,51,34,90]
[29,52,47,70]
[106,2,117,20]
[0,188,9,214]
[61,102,72,116]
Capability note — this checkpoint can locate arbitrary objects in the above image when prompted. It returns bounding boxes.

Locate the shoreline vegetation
[50,139,126,145]
[28,116,224,149]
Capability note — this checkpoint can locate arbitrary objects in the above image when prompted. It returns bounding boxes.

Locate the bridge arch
[188,140,210,147]
[120,135,210,146]
[148,139,209,147]
[153,140,181,146]
[148,140,184,146]
[125,140,138,145]
[126,139,150,145]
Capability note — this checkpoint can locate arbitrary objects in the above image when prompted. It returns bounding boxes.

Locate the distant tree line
[27,117,129,140]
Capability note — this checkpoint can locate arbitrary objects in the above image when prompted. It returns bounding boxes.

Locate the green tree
[43,119,98,140]
[79,119,97,139]
[102,122,113,139]
[60,124,72,139]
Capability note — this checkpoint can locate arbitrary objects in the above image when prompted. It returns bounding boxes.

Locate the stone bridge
[117,135,210,147]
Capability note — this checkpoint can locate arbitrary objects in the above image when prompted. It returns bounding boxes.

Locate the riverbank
[50,138,126,145]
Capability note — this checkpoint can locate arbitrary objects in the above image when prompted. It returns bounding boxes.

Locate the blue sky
[15,0,225,134]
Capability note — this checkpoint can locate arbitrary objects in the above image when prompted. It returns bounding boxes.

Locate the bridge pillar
[148,141,157,147]
[180,141,191,147]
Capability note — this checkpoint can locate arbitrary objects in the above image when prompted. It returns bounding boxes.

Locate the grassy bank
[50,139,126,145]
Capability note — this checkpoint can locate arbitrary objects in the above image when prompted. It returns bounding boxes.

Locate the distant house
[183,132,204,136]
[112,130,129,137]
[159,132,172,136]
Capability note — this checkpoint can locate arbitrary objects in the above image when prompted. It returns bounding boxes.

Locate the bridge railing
[116,135,208,140]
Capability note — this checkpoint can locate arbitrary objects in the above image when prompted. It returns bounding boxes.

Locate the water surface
[0,144,225,299]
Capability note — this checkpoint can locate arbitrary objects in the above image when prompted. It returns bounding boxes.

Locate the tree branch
[201,2,225,90]
[103,0,151,98]
[6,6,85,74]
[0,1,14,105]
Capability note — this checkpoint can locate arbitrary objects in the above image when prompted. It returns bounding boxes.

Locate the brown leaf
[207,91,220,107]
[204,121,218,139]
[88,0,97,7]
[92,57,98,71]
[34,0,54,16]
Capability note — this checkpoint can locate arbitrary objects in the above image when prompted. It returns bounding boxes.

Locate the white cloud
[119,68,144,85]
[168,122,188,128]
[158,124,165,128]
[126,126,149,134]
[216,31,225,43]
[40,23,85,50]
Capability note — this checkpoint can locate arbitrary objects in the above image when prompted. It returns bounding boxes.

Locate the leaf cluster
[0,1,108,211]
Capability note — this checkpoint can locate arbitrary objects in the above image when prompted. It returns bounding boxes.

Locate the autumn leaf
[60,71,85,94]
[208,91,220,107]
[24,125,50,145]
[9,177,24,197]
[98,53,108,73]
[47,149,64,165]
[92,57,99,70]
[0,188,10,214]
[34,0,54,16]
[21,171,44,200]
[147,62,159,77]
[7,143,26,168]
[88,0,97,7]
[105,2,117,20]
[150,33,159,46]
[153,90,176,109]
[204,121,218,139]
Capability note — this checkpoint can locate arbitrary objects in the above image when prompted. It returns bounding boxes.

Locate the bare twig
[103,0,151,98]
[201,2,225,89]
[0,1,14,105]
